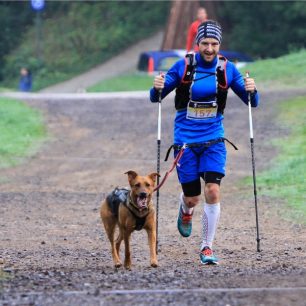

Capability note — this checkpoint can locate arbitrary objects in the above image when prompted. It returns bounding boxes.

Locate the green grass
[250,96,306,224]
[87,73,154,92]
[88,49,306,92]
[0,87,13,92]
[0,97,46,168]
[243,49,306,89]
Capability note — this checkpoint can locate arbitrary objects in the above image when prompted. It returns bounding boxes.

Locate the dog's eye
[145,183,151,187]
[134,183,141,188]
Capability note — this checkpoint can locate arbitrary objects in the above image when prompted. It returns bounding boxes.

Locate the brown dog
[100,170,159,269]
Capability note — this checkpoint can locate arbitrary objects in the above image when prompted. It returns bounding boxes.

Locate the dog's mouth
[136,195,148,210]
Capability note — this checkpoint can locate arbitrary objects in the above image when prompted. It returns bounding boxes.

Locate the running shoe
[177,204,193,237]
[200,246,219,265]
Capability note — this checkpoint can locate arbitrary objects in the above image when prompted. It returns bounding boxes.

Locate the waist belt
[164,137,238,162]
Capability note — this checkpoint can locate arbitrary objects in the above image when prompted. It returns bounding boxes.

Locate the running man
[150,20,259,265]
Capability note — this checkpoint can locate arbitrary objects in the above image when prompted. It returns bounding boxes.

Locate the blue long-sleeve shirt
[150,53,259,144]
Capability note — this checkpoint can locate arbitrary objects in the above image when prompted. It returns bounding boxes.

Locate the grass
[88,49,306,92]
[248,96,306,224]
[0,87,13,92]
[243,49,306,89]
[87,73,154,92]
[0,97,47,169]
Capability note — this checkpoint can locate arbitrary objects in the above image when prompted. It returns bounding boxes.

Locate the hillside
[0,2,169,91]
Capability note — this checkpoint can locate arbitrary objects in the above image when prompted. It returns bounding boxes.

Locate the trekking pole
[246,71,261,252]
[156,88,162,254]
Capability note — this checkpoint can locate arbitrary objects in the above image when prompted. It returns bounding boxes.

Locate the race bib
[186,100,218,120]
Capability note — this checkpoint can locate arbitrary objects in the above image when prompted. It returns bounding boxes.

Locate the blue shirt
[19,74,32,92]
[150,53,259,144]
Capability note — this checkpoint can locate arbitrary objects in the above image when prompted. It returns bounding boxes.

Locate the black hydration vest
[174,53,228,114]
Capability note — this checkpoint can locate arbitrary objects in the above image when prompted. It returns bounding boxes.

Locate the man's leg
[201,181,221,249]
[177,179,201,237]
[200,172,223,264]
[175,148,200,237]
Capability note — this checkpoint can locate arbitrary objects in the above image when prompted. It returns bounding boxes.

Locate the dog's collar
[126,192,152,219]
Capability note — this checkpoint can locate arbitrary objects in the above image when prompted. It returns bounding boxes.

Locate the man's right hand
[153,74,165,91]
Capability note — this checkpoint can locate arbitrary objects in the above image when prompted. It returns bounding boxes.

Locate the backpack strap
[216,55,228,89]
[181,52,197,83]
[216,55,228,114]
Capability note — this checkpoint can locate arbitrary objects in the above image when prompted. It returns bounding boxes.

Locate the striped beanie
[196,20,222,45]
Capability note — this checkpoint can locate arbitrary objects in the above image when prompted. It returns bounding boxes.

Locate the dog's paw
[124,260,132,270]
[150,260,158,268]
[114,262,122,268]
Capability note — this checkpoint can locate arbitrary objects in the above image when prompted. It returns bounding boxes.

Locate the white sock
[201,202,220,250]
[180,192,194,214]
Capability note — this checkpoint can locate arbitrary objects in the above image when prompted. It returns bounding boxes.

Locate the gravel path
[0,88,306,306]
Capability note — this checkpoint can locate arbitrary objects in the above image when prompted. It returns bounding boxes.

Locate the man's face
[198,38,220,62]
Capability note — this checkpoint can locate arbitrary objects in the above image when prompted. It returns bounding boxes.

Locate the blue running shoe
[200,246,219,265]
[177,204,193,237]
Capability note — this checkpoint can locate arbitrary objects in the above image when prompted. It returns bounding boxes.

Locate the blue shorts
[175,142,227,184]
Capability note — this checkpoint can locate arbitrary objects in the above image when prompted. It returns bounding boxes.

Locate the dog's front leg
[147,227,158,267]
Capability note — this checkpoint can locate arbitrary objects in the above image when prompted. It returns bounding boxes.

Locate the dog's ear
[148,172,161,184]
[124,170,138,183]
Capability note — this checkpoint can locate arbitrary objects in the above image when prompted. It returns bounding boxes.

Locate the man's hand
[153,74,165,91]
[244,77,256,93]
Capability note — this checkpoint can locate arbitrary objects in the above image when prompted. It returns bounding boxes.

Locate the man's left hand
[244,77,256,93]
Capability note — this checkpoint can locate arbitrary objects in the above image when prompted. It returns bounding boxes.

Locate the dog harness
[175,53,228,114]
[106,188,151,231]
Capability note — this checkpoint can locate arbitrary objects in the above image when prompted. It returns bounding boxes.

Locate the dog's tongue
[137,197,147,209]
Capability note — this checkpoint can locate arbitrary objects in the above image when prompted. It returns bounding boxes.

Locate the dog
[100,170,160,269]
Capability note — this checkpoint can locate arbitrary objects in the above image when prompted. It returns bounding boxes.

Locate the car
[137,49,253,73]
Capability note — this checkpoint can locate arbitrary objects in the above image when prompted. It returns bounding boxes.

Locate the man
[150,20,259,265]
[186,7,208,52]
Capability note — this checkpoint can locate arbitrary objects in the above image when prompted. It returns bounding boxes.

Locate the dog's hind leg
[115,230,123,257]
[105,220,122,268]
[101,203,122,268]
[109,223,122,268]
[123,230,132,270]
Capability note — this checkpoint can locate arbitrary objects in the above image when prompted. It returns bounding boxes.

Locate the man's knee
[205,183,220,203]
[183,195,201,208]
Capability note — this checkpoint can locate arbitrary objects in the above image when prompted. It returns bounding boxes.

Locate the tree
[218,1,306,58]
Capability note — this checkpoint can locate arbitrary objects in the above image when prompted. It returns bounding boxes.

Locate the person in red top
[186,7,208,52]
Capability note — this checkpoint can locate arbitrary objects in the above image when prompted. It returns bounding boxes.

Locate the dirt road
[1,89,306,305]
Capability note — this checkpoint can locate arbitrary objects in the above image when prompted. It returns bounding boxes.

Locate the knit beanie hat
[196,20,222,45]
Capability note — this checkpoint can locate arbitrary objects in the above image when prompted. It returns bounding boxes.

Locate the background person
[150,20,259,265]
[18,67,32,92]
[186,7,208,52]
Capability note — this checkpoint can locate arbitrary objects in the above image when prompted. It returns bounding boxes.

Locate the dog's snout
[139,192,147,199]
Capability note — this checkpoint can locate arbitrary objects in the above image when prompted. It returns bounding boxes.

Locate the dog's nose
[139,192,147,199]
